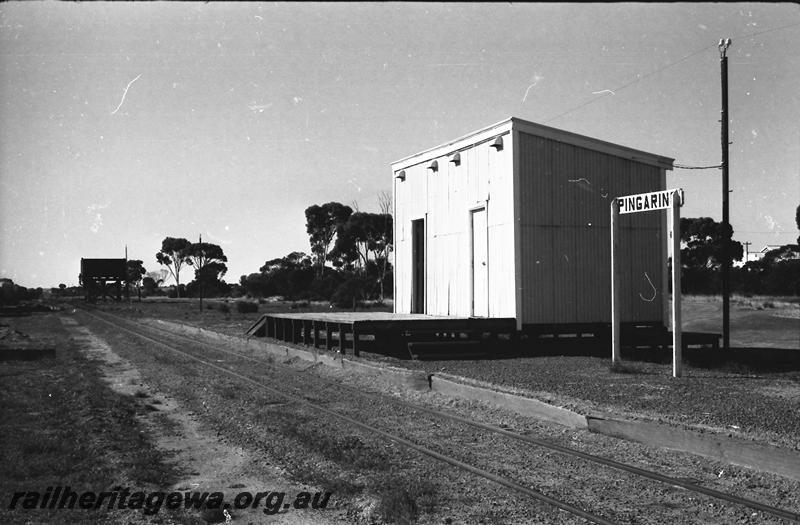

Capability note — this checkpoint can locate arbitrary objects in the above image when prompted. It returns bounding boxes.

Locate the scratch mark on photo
[592,89,615,96]
[110,74,142,115]
[248,103,273,113]
[568,178,594,193]
[568,178,591,185]
[638,272,657,302]
[522,74,543,104]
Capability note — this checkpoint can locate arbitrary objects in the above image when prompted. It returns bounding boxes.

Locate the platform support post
[352,325,360,357]
[312,321,319,349]
[338,323,345,354]
[325,323,332,351]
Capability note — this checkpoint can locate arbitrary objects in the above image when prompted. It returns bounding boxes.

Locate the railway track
[77,307,800,524]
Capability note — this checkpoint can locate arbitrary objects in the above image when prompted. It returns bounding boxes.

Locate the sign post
[611,188,684,377]
[670,192,682,377]
[611,198,621,366]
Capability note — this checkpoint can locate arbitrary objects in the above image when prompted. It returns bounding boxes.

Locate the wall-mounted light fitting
[449,152,461,166]
[427,160,438,172]
[490,136,503,151]
[395,170,406,181]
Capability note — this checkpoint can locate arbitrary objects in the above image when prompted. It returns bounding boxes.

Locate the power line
[673,163,722,170]
[543,46,713,124]
[735,230,795,234]
[542,20,800,125]
[737,20,800,40]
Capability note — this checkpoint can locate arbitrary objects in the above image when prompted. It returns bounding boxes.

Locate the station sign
[617,189,683,215]
[611,186,685,377]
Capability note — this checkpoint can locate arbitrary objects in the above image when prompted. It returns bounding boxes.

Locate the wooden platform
[520,323,721,350]
[246,313,721,359]
[245,312,517,357]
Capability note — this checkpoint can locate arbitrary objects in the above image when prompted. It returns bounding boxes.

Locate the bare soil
[58,315,345,524]
[1,313,185,524]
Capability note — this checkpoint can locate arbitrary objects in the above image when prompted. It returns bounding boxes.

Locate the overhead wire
[542,20,800,125]
[673,164,722,170]
[542,45,713,124]
[542,20,800,172]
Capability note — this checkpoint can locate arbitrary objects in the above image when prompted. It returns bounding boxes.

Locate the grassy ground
[0,313,195,525]
[677,295,799,350]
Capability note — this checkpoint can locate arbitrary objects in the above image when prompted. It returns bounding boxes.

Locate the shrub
[218,303,230,313]
[235,301,258,314]
[167,284,186,299]
[331,277,368,309]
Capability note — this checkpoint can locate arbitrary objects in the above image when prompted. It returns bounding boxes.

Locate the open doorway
[411,218,425,314]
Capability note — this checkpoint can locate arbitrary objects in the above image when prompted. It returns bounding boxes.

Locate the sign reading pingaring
[617,189,683,214]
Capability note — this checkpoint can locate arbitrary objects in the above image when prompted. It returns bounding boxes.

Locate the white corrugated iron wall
[392,162,428,313]
[517,132,664,325]
[427,153,448,315]
[486,135,516,318]
[392,132,516,318]
[427,144,488,316]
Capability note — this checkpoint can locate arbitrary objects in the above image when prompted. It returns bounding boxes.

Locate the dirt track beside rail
[56,307,800,522]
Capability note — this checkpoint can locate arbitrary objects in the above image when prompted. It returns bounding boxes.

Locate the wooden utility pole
[199,234,203,312]
[719,38,732,351]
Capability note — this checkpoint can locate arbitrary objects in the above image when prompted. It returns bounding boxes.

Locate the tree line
[678,204,800,295]
[239,200,393,306]
[137,238,230,299]
[125,199,393,307]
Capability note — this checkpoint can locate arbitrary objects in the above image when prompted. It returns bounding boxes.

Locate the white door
[471,207,488,317]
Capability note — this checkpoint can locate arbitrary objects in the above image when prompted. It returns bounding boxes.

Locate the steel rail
[82,308,800,523]
[80,308,616,525]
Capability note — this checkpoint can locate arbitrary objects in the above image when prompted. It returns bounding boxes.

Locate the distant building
[737,244,790,267]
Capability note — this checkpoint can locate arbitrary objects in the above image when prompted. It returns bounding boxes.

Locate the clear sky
[1,2,798,288]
